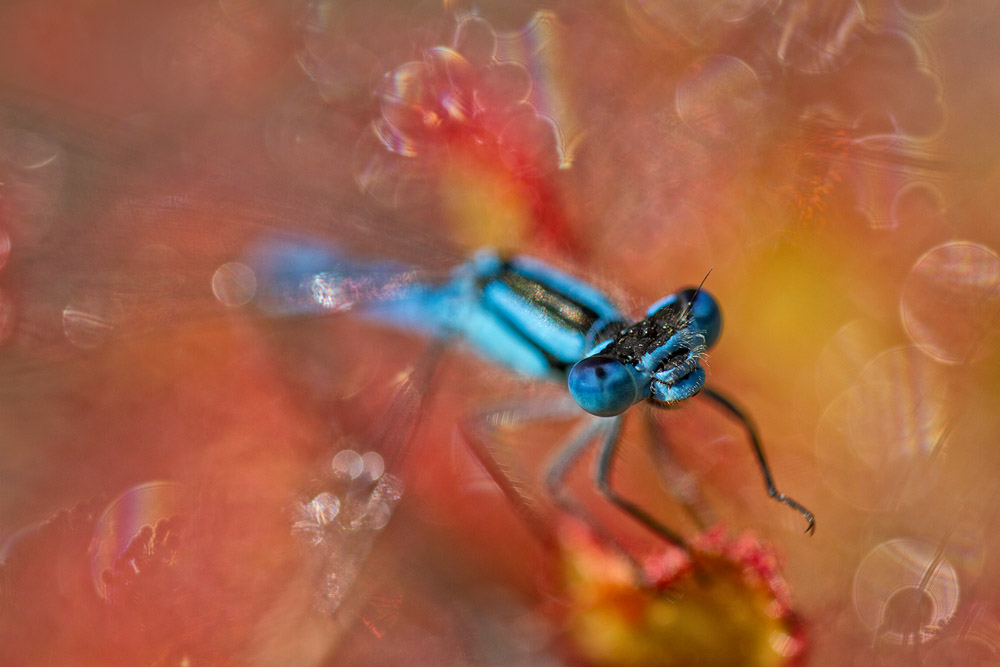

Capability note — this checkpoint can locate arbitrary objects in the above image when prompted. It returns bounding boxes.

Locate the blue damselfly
[250,240,815,548]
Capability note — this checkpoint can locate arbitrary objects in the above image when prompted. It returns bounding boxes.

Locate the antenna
[681,268,713,323]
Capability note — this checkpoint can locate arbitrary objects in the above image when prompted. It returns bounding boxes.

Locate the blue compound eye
[679,288,723,349]
[568,355,640,417]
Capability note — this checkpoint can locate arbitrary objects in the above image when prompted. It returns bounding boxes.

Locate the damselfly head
[568,283,724,415]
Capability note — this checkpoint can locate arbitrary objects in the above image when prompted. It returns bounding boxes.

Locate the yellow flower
[559,523,806,667]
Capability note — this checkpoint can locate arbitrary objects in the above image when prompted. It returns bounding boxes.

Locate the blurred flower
[556,522,806,667]
[356,12,582,253]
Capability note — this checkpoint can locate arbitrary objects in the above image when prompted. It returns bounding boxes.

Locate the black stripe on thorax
[493,261,601,335]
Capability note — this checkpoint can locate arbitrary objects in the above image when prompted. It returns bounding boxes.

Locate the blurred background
[0,0,999,665]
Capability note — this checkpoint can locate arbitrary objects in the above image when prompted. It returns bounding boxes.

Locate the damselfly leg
[462,395,705,554]
[461,397,688,568]
[701,387,816,535]
[641,409,716,531]
[591,415,689,549]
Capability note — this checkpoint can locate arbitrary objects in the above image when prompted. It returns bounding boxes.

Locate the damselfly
[251,241,815,547]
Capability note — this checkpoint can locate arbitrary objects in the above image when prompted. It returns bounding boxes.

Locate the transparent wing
[246,236,454,319]
[1,103,464,361]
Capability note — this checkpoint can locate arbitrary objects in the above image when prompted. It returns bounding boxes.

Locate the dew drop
[901,241,1000,364]
[300,492,341,527]
[475,62,532,113]
[62,297,119,349]
[1,129,61,170]
[627,0,766,46]
[89,481,185,603]
[361,451,385,481]
[816,347,948,510]
[453,15,499,68]
[675,56,764,142]
[853,538,959,644]
[211,261,257,307]
[766,0,865,74]
[332,449,364,480]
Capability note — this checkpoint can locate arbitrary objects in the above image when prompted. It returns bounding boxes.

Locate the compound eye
[679,288,723,349]
[568,355,640,417]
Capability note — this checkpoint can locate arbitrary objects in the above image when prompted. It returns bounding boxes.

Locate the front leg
[592,414,690,550]
[701,386,816,535]
[641,407,716,531]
